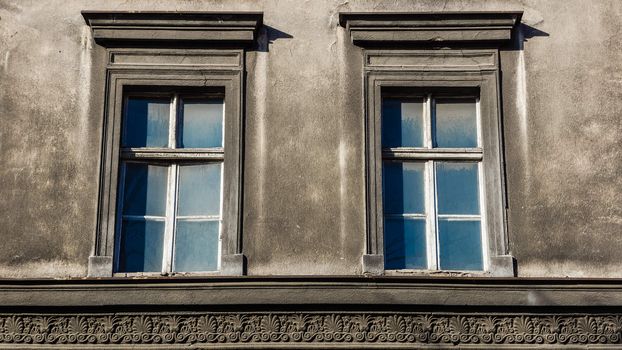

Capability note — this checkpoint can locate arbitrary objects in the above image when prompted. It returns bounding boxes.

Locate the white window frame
[381,94,488,272]
[114,92,226,276]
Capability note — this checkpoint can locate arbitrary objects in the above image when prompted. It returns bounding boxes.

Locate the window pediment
[82,11,263,46]
[339,12,522,46]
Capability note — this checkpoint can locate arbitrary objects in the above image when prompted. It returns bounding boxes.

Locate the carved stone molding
[82,11,263,46]
[339,12,522,46]
[0,312,620,347]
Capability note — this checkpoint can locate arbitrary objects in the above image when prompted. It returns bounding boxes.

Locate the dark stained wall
[0,0,619,277]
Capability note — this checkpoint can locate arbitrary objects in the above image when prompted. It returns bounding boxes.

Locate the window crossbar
[176,216,221,221]
[382,148,482,161]
[384,213,426,218]
[437,214,481,220]
[121,215,166,221]
[121,148,224,161]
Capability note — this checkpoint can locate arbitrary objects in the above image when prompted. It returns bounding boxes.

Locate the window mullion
[425,160,438,270]
[162,164,178,274]
[169,94,178,149]
[161,95,179,275]
[424,94,433,149]
[423,94,438,270]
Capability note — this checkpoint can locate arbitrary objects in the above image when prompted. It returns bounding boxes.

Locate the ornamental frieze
[0,312,620,346]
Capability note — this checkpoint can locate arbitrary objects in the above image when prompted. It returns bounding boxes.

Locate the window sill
[362,254,515,277]
[88,254,245,277]
[384,269,489,277]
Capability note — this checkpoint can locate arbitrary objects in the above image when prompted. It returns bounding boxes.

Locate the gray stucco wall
[0,0,619,278]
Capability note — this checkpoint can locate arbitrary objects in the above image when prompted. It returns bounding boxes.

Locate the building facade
[0,0,621,348]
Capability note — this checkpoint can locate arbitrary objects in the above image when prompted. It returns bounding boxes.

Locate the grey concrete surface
[0,0,619,278]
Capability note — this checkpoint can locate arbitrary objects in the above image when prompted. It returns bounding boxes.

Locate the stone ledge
[339,12,522,46]
[82,11,263,46]
[1,277,622,308]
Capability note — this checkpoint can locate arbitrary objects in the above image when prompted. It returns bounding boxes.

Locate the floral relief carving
[0,313,620,346]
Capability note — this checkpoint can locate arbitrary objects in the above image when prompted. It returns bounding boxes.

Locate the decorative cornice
[339,12,522,46]
[3,277,622,308]
[81,11,263,46]
[0,312,620,347]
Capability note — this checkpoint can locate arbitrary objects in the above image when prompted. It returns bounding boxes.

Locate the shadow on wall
[498,23,549,278]
[516,23,550,50]
[254,25,293,53]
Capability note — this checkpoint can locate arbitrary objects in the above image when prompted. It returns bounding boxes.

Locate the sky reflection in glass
[436,162,480,215]
[438,220,483,270]
[434,99,477,148]
[384,218,427,269]
[177,163,222,217]
[382,99,424,148]
[178,99,224,148]
[383,161,425,214]
[123,98,170,148]
[119,219,165,273]
[174,220,219,272]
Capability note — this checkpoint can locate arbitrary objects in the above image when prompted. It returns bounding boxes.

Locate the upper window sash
[381,95,482,155]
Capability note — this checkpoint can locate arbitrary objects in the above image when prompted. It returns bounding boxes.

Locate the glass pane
[383,161,425,214]
[382,98,424,148]
[438,220,483,270]
[174,220,220,272]
[178,98,224,148]
[177,163,222,216]
[122,163,168,216]
[384,218,427,269]
[122,97,170,147]
[118,219,165,272]
[436,162,480,215]
[433,99,477,148]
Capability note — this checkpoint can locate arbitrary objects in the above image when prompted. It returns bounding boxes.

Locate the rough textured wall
[0,0,619,277]
[501,1,622,277]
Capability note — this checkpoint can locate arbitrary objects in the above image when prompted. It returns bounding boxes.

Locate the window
[362,66,513,276]
[340,11,519,276]
[82,11,262,277]
[381,93,485,271]
[97,72,244,277]
[116,93,225,274]
[361,64,514,276]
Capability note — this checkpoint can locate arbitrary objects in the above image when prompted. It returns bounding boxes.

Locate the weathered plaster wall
[0,0,619,278]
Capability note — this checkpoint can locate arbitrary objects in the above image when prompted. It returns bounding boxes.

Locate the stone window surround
[82,11,263,277]
[339,12,522,277]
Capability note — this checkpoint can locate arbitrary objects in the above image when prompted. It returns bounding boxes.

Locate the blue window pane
[177,163,222,216]
[384,218,427,269]
[178,99,224,148]
[383,161,425,214]
[122,163,168,216]
[174,220,219,272]
[436,162,480,215]
[122,97,170,147]
[382,98,424,148]
[433,99,477,148]
[118,219,165,272]
[438,220,483,270]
